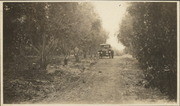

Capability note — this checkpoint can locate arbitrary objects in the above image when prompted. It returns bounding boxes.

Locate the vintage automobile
[98,44,114,59]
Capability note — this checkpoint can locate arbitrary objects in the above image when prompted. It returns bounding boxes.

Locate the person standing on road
[111,50,114,58]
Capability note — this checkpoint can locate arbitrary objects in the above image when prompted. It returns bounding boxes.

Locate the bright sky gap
[93,2,128,51]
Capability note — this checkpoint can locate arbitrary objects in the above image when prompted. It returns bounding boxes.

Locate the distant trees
[117,2,177,99]
[3,2,108,70]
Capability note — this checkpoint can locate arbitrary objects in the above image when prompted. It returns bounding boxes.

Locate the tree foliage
[3,2,108,70]
[118,2,177,99]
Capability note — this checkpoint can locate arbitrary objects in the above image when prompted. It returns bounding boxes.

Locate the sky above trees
[93,2,128,51]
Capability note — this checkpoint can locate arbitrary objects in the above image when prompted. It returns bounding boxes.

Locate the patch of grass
[3,57,98,103]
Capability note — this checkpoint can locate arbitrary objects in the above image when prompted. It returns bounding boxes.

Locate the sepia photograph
[1,1,179,105]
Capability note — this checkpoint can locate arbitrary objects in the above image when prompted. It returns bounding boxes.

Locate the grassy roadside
[3,56,98,104]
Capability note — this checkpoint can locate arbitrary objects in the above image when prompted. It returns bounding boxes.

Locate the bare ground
[24,54,174,104]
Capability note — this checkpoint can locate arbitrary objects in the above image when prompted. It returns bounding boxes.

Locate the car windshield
[101,45,110,49]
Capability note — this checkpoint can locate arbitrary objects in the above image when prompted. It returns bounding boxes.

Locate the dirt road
[34,55,172,104]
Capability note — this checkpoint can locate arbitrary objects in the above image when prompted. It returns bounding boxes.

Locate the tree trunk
[83,52,87,58]
[40,34,47,70]
[40,59,47,70]
[64,56,68,66]
[74,54,79,62]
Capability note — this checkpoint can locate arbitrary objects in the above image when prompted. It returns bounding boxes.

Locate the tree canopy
[117,2,177,99]
[3,2,108,69]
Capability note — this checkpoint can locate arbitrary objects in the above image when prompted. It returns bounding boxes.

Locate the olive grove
[3,2,107,70]
[3,2,107,103]
[118,2,177,99]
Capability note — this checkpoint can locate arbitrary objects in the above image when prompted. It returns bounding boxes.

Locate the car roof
[100,44,110,46]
